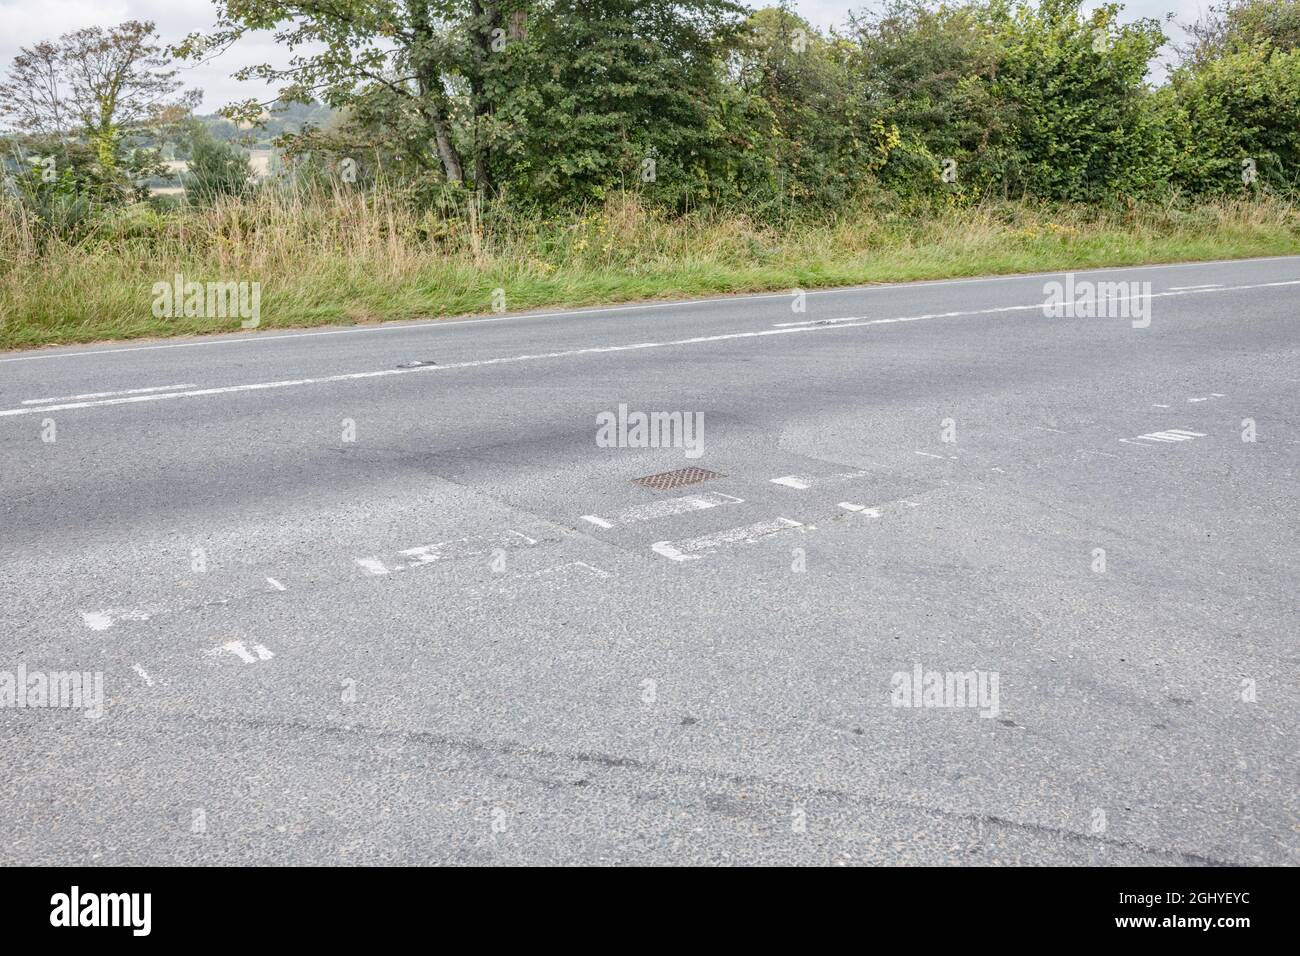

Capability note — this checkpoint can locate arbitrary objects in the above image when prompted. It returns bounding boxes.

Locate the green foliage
[183,124,254,204]
[486,0,749,209]
[1163,46,1300,195]
[6,0,1300,221]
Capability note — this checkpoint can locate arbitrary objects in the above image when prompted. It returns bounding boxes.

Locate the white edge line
[5,255,1298,364]
[5,279,1298,418]
[21,382,197,404]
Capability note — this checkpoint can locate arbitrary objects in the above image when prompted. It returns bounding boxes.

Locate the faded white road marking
[915,450,946,460]
[581,492,743,528]
[1168,284,1224,290]
[769,470,869,490]
[356,529,538,575]
[211,640,274,664]
[22,383,196,405]
[1153,404,1170,408]
[265,577,287,591]
[524,561,611,580]
[6,278,1299,418]
[651,517,804,561]
[82,608,152,631]
[1033,426,1066,433]
[1121,429,1207,445]
[838,502,882,516]
[132,664,154,687]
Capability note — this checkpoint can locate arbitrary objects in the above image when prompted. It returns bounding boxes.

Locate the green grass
[2,188,1298,350]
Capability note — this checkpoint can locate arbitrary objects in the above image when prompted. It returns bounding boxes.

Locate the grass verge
[2,189,1298,350]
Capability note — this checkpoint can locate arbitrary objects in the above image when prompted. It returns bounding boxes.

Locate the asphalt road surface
[1,256,1297,865]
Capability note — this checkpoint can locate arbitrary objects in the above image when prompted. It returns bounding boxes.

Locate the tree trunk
[409,0,465,184]
[470,0,499,198]
[425,92,464,184]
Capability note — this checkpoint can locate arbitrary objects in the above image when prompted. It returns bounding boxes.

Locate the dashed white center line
[838,502,882,516]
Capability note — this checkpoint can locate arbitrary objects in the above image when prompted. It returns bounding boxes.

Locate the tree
[1181,0,1300,69]
[183,123,254,204]
[185,0,748,204]
[0,21,197,176]
[181,1,475,188]
[492,0,748,207]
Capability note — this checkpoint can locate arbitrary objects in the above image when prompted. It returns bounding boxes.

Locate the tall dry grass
[2,181,1298,349]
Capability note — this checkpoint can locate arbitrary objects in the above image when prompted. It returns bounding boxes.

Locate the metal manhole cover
[631,467,723,491]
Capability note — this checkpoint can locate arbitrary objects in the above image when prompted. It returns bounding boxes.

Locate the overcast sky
[1,0,1214,114]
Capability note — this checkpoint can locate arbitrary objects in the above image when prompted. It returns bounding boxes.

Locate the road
[1,256,1297,865]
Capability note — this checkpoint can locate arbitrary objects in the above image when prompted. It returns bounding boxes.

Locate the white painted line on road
[132,663,154,687]
[211,640,274,664]
[21,383,197,404]
[770,470,869,489]
[8,256,1297,365]
[651,517,804,561]
[771,278,1300,328]
[357,529,539,575]
[1168,284,1224,290]
[838,502,881,516]
[524,561,612,580]
[265,577,287,591]
[82,608,152,631]
[7,278,1299,418]
[1121,429,1207,445]
[583,492,743,528]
